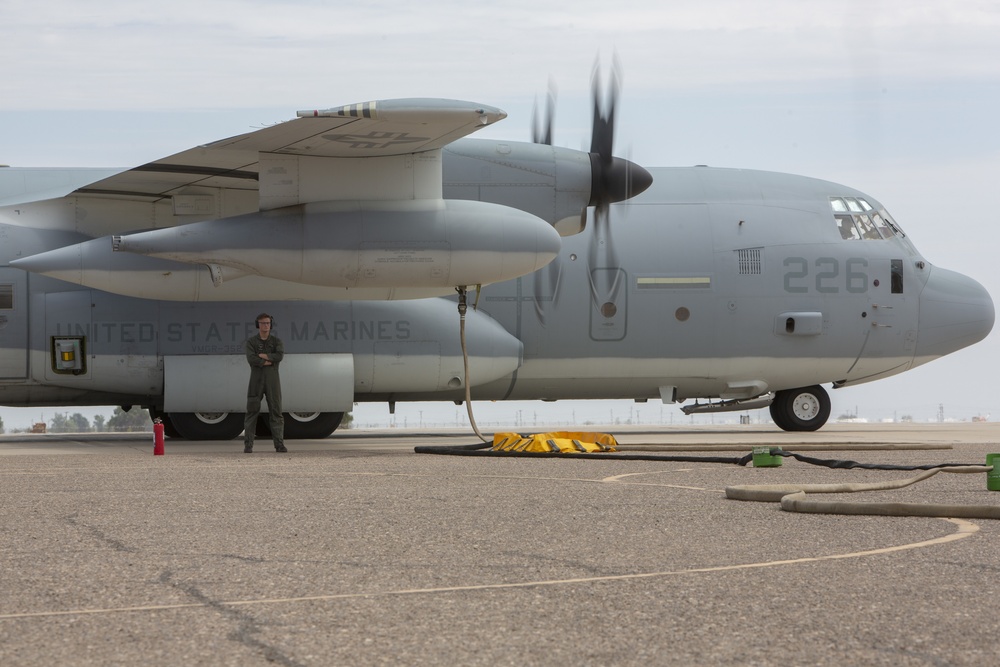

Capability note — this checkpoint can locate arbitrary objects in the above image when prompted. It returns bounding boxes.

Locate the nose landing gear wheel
[770,385,831,432]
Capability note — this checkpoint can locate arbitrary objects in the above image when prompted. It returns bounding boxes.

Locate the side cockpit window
[855,214,881,240]
[835,214,861,240]
[891,259,904,293]
[830,197,906,240]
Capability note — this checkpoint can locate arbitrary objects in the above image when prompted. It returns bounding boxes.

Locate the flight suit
[244,333,284,450]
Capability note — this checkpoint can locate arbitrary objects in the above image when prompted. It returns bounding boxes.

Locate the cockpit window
[870,213,894,239]
[829,197,907,240]
[835,214,861,240]
[855,214,881,240]
[882,210,906,238]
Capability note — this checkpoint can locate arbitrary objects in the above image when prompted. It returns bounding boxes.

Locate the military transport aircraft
[0,82,994,439]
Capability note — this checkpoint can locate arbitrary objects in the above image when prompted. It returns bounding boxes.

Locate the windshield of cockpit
[829,196,905,240]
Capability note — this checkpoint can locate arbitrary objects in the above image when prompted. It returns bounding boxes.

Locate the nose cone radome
[914,266,995,363]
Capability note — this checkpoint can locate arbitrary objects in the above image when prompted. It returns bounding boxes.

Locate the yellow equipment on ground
[492,432,619,453]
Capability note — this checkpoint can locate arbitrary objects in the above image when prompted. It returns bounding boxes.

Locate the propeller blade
[530,57,651,323]
[585,55,641,315]
[589,57,619,165]
[588,55,650,209]
[531,79,556,146]
[586,206,624,310]
[532,258,562,325]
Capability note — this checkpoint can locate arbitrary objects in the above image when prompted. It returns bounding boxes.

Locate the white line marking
[0,519,977,621]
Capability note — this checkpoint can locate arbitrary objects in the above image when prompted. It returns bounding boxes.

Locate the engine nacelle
[444,139,653,236]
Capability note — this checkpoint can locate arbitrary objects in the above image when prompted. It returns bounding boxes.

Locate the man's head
[256,313,274,337]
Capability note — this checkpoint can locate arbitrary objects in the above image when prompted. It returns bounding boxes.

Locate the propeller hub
[588,155,653,208]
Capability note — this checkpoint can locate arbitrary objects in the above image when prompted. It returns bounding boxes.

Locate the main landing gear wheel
[255,412,344,439]
[769,385,831,432]
[168,412,245,440]
[285,412,344,439]
[159,413,182,439]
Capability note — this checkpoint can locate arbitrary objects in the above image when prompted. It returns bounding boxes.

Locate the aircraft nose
[914,266,995,362]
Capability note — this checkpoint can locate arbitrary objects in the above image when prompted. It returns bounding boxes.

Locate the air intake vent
[736,248,762,275]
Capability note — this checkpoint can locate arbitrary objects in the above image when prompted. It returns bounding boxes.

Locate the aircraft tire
[283,411,344,439]
[769,385,831,432]
[160,413,183,439]
[168,411,245,440]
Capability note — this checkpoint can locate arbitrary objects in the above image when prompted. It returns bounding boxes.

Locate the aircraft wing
[12,98,565,299]
[73,99,507,208]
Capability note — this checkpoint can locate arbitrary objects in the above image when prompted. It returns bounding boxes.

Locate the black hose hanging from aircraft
[456,286,490,444]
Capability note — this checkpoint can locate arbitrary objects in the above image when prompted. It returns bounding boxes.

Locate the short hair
[256,313,273,324]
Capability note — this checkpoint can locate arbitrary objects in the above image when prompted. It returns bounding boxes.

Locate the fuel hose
[415,441,1000,519]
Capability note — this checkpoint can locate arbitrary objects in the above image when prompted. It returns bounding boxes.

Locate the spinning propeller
[531,57,653,321]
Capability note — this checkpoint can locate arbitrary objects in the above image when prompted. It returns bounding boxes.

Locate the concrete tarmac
[2,423,1000,666]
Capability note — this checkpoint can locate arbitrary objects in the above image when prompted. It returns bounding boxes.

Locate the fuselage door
[845,258,917,381]
[0,268,28,379]
[589,268,628,341]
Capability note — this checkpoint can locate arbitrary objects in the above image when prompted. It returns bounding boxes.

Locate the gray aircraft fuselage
[0,139,993,437]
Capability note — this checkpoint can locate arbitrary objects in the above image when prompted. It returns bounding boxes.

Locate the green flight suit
[244,333,284,448]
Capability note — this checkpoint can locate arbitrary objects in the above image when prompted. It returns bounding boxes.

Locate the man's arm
[268,337,284,364]
[245,338,266,367]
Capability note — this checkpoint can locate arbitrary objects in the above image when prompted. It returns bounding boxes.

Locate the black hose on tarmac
[413,444,985,471]
[760,449,977,471]
[414,441,1000,519]
[413,442,753,464]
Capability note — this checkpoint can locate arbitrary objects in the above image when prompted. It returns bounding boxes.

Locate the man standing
[244,313,286,453]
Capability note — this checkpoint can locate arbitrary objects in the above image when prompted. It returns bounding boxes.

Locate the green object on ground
[752,446,783,467]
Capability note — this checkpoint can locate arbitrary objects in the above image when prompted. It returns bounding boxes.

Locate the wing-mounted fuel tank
[111,199,560,288]
[12,199,562,301]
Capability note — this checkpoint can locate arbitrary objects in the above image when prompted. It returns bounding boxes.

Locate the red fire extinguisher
[153,418,165,456]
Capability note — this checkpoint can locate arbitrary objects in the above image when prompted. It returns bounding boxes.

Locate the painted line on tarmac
[0,518,978,621]
[601,469,713,491]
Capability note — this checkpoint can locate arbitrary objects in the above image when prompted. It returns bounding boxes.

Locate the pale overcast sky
[1,1,997,428]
